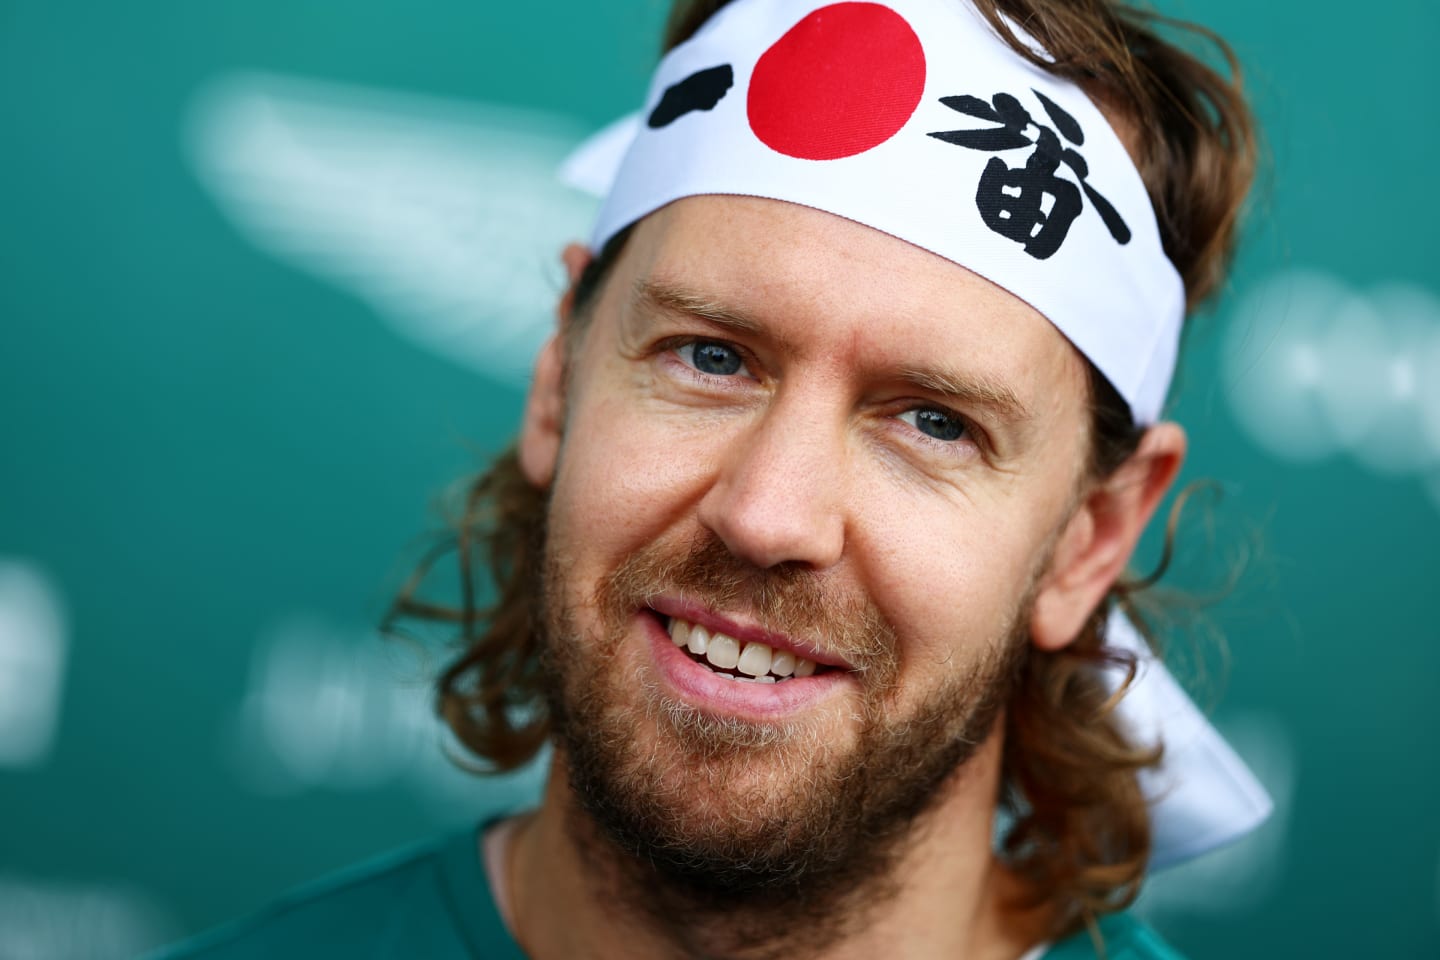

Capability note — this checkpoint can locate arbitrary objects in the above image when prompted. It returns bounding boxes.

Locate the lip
[641,611,855,720]
[648,596,854,670]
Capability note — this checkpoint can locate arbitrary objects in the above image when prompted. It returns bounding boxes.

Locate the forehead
[608,195,1089,421]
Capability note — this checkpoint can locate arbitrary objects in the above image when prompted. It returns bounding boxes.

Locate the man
[161,0,1265,957]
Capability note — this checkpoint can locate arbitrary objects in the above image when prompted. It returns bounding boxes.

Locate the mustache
[594,531,898,678]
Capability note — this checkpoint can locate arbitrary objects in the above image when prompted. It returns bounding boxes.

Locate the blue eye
[682,341,745,376]
[899,407,967,441]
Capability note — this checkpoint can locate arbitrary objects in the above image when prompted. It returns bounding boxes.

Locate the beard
[537,529,1029,958]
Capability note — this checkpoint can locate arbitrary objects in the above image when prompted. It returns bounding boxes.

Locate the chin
[537,526,1028,915]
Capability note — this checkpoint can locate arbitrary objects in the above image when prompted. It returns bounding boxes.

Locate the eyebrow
[634,278,1034,425]
[632,278,768,337]
[899,366,1034,425]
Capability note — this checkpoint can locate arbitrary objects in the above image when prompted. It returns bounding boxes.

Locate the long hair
[388,0,1257,941]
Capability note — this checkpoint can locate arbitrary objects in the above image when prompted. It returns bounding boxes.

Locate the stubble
[538,531,1029,960]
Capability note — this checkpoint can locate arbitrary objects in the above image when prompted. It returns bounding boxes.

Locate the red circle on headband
[748,3,926,161]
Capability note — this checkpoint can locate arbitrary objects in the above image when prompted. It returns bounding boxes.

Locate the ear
[518,243,593,489]
[1029,422,1187,651]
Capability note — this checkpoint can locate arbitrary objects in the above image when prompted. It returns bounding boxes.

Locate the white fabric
[1104,609,1273,868]
[564,0,1185,423]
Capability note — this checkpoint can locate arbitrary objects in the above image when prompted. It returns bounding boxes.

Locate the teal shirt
[152,826,1182,959]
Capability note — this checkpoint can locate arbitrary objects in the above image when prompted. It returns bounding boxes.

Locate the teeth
[666,617,825,680]
[705,633,740,670]
[736,641,773,677]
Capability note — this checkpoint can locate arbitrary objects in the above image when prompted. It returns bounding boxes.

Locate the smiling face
[522,194,1099,921]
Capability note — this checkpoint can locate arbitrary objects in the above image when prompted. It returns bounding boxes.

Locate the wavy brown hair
[388,0,1256,942]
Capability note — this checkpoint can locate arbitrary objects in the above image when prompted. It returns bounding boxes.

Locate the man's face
[525,195,1093,911]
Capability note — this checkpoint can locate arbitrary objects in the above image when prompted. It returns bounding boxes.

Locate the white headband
[565,0,1185,424]
[559,0,1268,867]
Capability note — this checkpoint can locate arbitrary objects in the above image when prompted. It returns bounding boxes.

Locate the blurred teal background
[2,0,1437,956]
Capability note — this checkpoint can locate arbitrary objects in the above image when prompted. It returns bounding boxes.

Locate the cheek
[547,384,721,572]
[849,477,1053,675]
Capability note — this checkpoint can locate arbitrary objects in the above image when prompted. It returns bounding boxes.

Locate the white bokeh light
[1224,270,1440,494]
[226,614,545,819]
[186,72,599,386]
[0,560,68,770]
[0,875,177,960]
[1356,285,1440,474]
[1223,270,1353,463]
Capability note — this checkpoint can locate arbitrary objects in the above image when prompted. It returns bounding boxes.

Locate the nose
[695,392,847,571]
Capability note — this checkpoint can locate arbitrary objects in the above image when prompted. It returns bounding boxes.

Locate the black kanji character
[928,90,1131,260]
[648,65,735,128]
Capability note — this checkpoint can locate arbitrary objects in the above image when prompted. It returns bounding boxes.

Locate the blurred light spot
[1224,271,1440,492]
[229,615,440,792]
[1136,712,1296,918]
[1419,335,1440,455]
[0,561,68,769]
[0,875,178,960]
[184,71,599,386]
[1392,356,1416,400]
[1289,343,1322,388]
[1356,285,1440,475]
[227,615,545,820]
[1222,270,1350,463]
